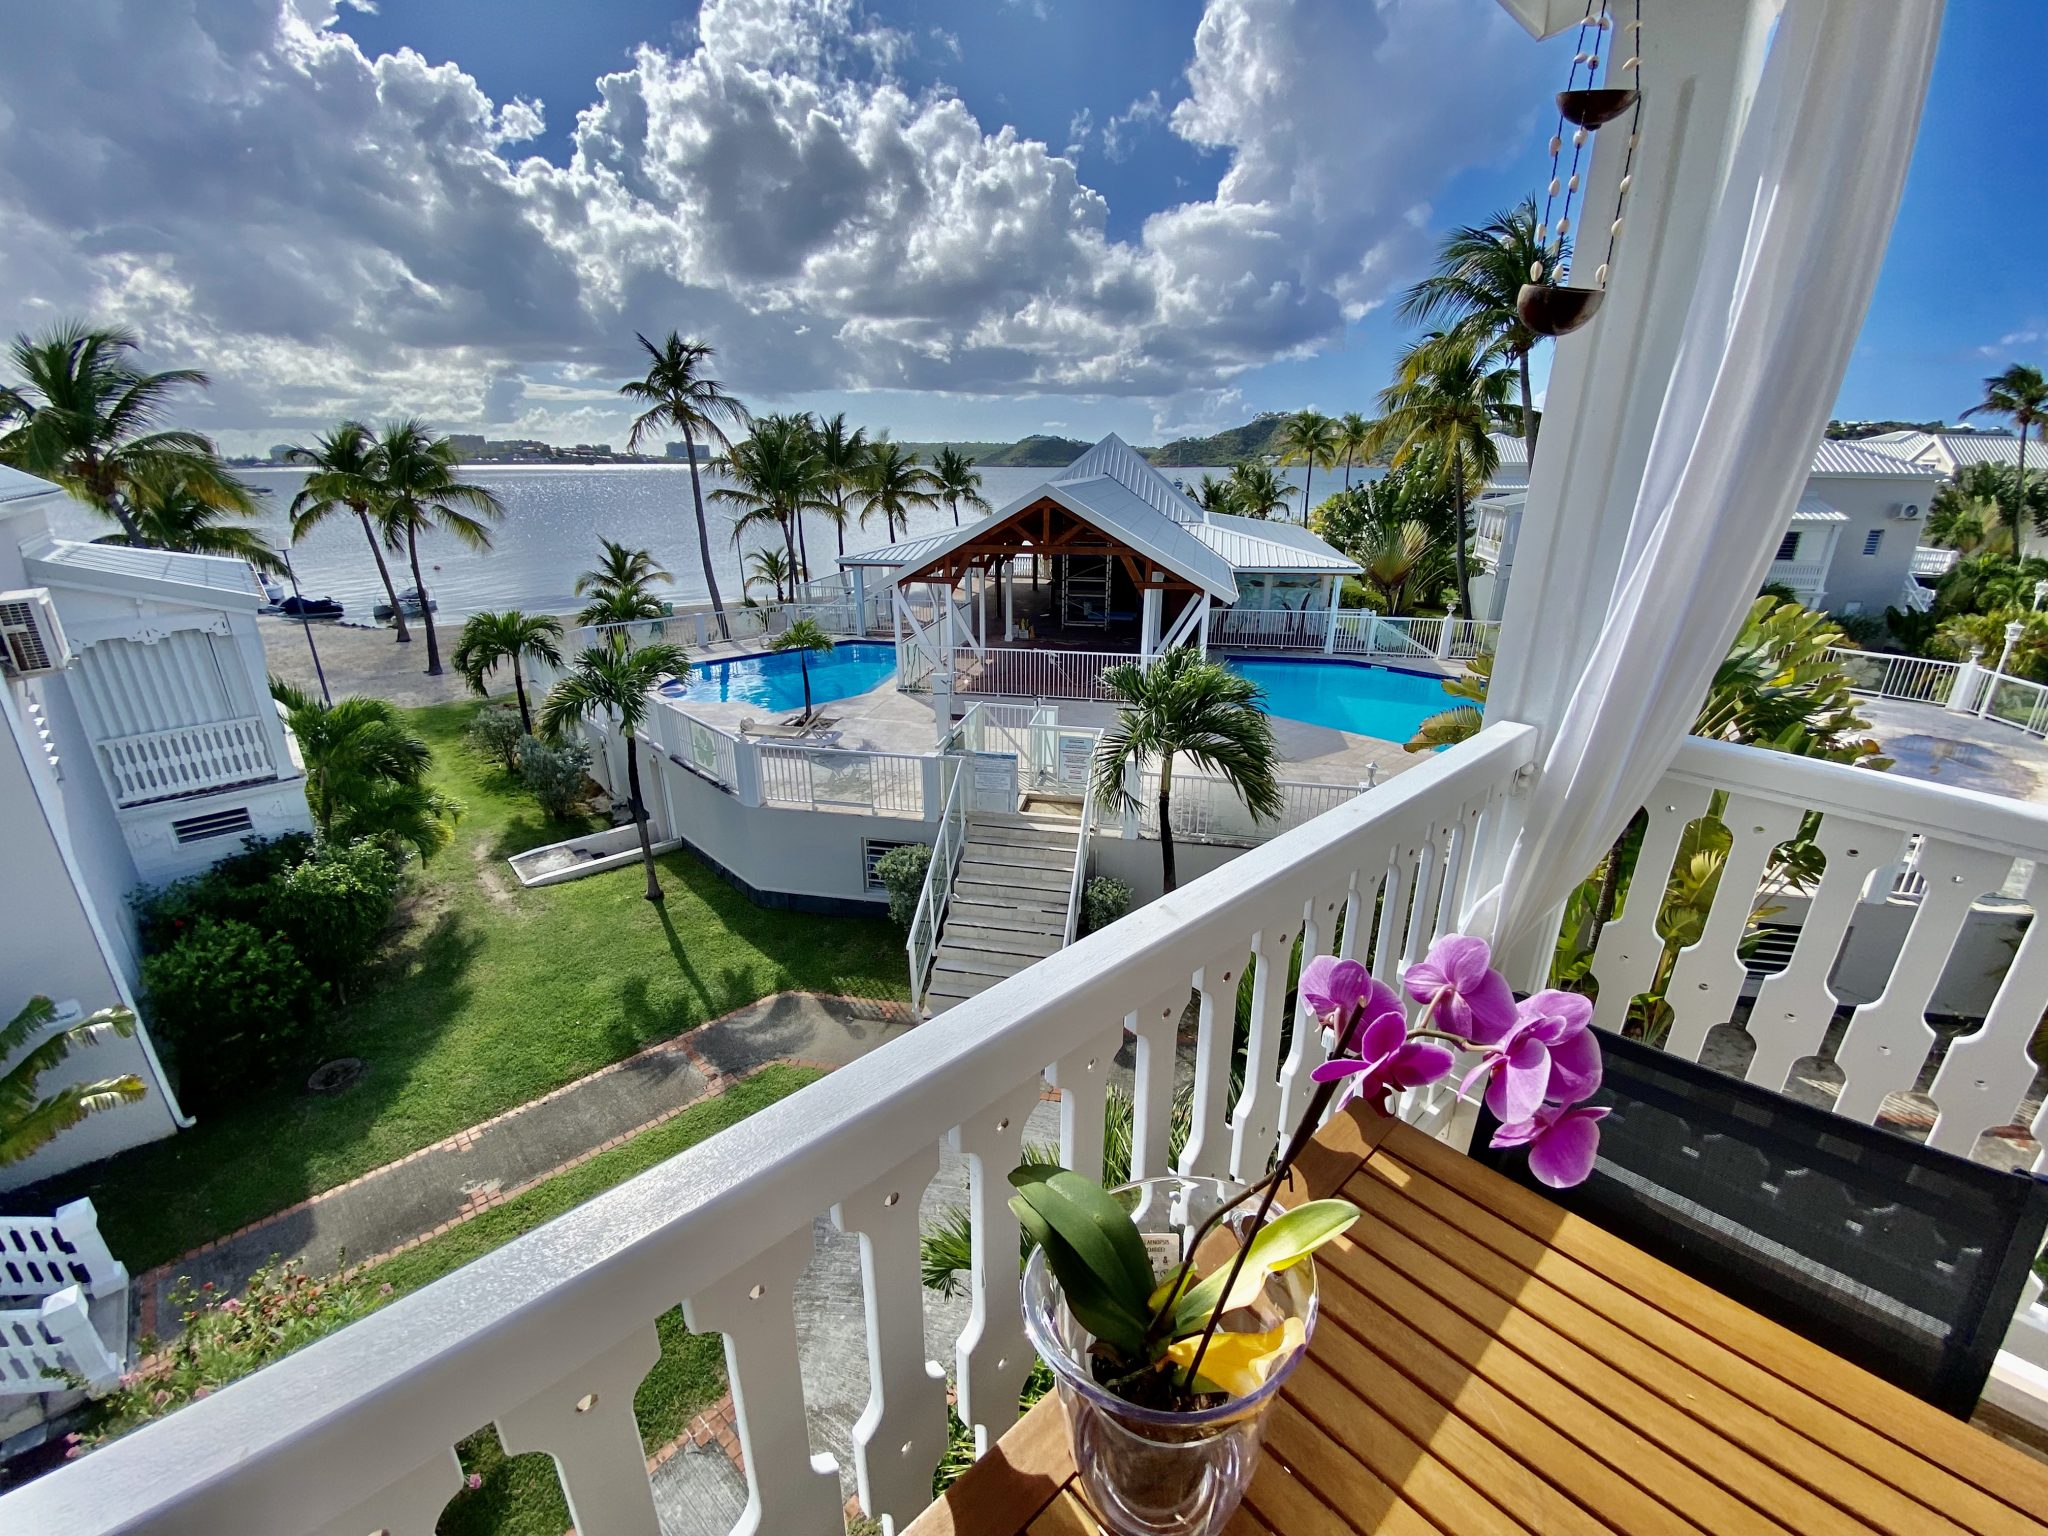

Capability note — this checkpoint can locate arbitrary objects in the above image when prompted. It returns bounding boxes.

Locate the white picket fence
[1211,609,1499,661]
[1135,770,1367,845]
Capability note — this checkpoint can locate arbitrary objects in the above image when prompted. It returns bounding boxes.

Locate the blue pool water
[1226,655,1459,741]
[660,641,897,712]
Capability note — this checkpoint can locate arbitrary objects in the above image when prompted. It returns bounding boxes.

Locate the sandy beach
[260,617,475,708]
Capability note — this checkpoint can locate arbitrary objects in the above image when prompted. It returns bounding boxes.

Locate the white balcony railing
[1827,646,1961,705]
[1136,770,1367,846]
[25,721,2048,1533]
[1768,558,1829,597]
[1912,545,1959,578]
[95,715,277,807]
[756,743,928,817]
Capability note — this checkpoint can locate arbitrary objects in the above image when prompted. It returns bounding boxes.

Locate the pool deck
[1857,695,2048,805]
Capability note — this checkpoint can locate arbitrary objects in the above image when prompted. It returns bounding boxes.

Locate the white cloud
[1101,90,1166,162]
[1066,107,1094,158]
[0,0,1549,441]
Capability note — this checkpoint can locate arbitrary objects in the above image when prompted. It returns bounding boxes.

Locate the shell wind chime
[1517,0,1645,338]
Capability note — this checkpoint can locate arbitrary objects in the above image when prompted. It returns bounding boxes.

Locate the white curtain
[1476,0,1946,957]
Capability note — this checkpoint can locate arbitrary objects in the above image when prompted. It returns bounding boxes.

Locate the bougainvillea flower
[1490,1103,1610,1187]
[1310,1004,1456,1108]
[1462,989,1602,1123]
[1402,934,1517,1042]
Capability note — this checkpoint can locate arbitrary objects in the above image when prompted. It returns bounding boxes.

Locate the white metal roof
[1808,437,1942,479]
[1790,495,1848,524]
[0,465,66,507]
[24,538,263,607]
[1050,434,1208,525]
[1190,511,1360,573]
[837,529,960,569]
[1938,434,2027,468]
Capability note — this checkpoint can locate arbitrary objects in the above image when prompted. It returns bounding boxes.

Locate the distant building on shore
[665,441,710,461]
[445,433,486,459]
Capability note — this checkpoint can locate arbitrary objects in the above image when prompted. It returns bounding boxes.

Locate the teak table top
[906,1107,2048,1536]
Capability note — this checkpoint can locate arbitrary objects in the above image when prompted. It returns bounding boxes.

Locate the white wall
[1809,473,1931,616]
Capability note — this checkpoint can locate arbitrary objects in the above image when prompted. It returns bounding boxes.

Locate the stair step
[946,904,1065,935]
[953,880,1068,912]
[941,921,1065,956]
[960,839,1075,869]
[958,858,1070,890]
[970,811,1080,832]
[934,948,1040,982]
[967,821,1080,848]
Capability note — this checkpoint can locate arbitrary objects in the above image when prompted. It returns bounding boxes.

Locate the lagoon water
[45,460,1341,624]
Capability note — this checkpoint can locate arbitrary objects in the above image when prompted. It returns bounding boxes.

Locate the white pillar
[1003,558,1016,640]
[1948,648,1984,715]
[1140,584,1163,662]
[976,565,988,650]
[938,583,957,742]
[1197,597,1211,658]
[852,566,868,635]
[1322,576,1340,654]
[1983,625,2024,718]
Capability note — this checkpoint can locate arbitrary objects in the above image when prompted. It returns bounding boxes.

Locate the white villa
[1861,427,2034,477]
[1475,431,1944,618]
[0,465,312,1186]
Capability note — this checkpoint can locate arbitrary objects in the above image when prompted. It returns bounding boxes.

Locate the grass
[22,700,906,1269]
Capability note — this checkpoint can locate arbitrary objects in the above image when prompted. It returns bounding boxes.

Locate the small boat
[277,594,344,619]
[373,587,438,620]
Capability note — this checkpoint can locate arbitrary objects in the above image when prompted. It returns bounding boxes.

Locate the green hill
[899,435,1094,467]
[1146,413,1292,467]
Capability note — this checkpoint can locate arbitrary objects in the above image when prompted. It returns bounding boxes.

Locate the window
[1863,529,1884,557]
[862,838,917,893]
[1775,531,1801,563]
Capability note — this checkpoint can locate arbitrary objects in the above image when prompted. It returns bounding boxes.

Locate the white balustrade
[0,1200,126,1301]
[96,715,276,807]
[945,647,1130,702]
[757,744,927,817]
[1,1285,120,1397]
[1136,771,1364,846]
[1210,608,1328,647]
[907,758,969,1009]
[1827,646,1960,706]
[1982,675,2048,738]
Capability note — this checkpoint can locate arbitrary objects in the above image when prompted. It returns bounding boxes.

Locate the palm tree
[1962,364,2048,559]
[857,439,939,541]
[930,447,991,527]
[541,639,689,903]
[290,422,411,643]
[1277,410,1341,522]
[1091,647,1282,893]
[577,539,672,608]
[811,412,869,560]
[713,413,824,586]
[1370,332,1511,614]
[1,996,146,1169]
[770,618,835,722]
[620,333,750,638]
[1360,521,1451,616]
[271,680,460,860]
[1335,412,1374,490]
[744,546,794,602]
[1398,198,1554,469]
[1191,474,1237,516]
[0,322,248,546]
[452,610,564,734]
[1224,459,1290,520]
[113,460,279,571]
[373,420,505,677]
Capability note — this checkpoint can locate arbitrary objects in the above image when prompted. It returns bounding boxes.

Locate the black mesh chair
[1469,1026,2048,1415]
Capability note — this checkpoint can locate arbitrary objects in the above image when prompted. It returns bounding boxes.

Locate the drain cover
[307,1057,367,1094]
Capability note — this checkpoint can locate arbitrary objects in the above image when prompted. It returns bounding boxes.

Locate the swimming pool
[1226,654,1459,741]
[660,641,897,713]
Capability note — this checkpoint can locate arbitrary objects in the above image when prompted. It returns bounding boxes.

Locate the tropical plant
[770,617,835,722]
[140,917,321,1107]
[874,842,933,928]
[515,735,592,820]
[1398,197,1554,467]
[452,610,563,734]
[0,322,249,547]
[575,539,671,612]
[269,839,404,999]
[856,439,939,542]
[811,412,870,559]
[372,420,504,676]
[930,446,990,527]
[541,639,689,902]
[289,421,409,643]
[1224,460,1290,520]
[622,333,749,637]
[1933,609,2048,684]
[1370,331,1512,614]
[271,680,460,860]
[1962,364,2047,558]
[1933,552,2048,619]
[1080,876,1133,935]
[1092,647,1282,893]
[110,459,276,571]
[715,413,825,584]
[1334,412,1374,490]
[1359,520,1453,616]
[1276,410,1341,523]
[1190,474,1237,516]
[1927,464,2008,555]
[1308,455,1460,561]
[465,705,525,772]
[1,996,146,1169]
[1404,655,1491,753]
[743,546,794,603]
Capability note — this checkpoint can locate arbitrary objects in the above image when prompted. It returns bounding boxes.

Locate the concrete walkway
[1859,695,2048,803]
[137,993,915,1336]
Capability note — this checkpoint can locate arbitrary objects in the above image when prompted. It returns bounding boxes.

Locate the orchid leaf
[1010,1195,1149,1355]
[1008,1164,1156,1308]
[1169,1199,1361,1337]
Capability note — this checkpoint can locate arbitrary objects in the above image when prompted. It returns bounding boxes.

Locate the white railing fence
[1062,791,1098,946]
[1827,646,1961,706]
[1911,545,1959,578]
[1,1287,121,1398]
[96,716,276,807]
[1026,720,1101,798]
[0,1201,125,1302]
[8,723,1537,1536]
[647,700,743,791]
[908,757,972,1011]
[1981,675,2048,739]
[1210,608,1330,647]
[757,743,927,818]
[1135,771,1367,846]
[946,647,1130,702]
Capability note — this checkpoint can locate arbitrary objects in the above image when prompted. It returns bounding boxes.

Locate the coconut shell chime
[1517,0,1644,338]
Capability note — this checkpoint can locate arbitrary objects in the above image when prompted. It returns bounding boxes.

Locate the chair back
[1470,1027,2048,1415]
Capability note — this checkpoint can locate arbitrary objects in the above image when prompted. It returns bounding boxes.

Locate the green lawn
[32,700,906,1269]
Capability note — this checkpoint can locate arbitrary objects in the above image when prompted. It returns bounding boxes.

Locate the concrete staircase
[924,812,1082,1015]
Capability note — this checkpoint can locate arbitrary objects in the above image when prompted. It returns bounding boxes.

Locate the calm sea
[45,461,1352,622]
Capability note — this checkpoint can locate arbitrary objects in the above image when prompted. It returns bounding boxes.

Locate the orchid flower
[1488,1103,1611,1187]
[1458,988,1603,1124]
[1402,934,1518,1043]
[1308,1002,1456,1109]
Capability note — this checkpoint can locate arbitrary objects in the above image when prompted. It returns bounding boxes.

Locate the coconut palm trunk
[1451,453,1472,615]
[799,652,814,721]
[2019,426,2032,561]
[1299,462,1314,525]
[682,422,728,639]
[405,525,442,675]
[1518,354,1538,467]
[511,658,533,735]
[1157,757,1178,893]
[625,735,662,903]
[359,506,411,642]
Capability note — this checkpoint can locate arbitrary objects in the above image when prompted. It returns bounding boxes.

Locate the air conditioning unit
[0,587,73,676]
[1892,501,1923,521]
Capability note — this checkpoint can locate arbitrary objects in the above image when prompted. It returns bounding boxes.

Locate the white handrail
[1062,791,1097,946]
[906,756,971,1009]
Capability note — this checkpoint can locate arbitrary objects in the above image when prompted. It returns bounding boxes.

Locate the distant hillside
[900,435,1094,467]
[1147,413,1292,467]
[1827,419,1951,440]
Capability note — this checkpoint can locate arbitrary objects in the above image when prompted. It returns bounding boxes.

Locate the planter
[1020,1175,1319,1536]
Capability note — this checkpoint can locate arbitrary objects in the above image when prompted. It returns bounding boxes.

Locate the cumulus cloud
[0,0,1548,441]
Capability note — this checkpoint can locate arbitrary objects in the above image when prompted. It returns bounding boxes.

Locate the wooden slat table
[908,1107,2048,1536]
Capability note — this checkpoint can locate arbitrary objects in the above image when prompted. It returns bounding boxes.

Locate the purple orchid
[1403,934,1518,1043]
[1459,988,1603,1125]
[1490,1103,1611,1188]
[1298,954,1398,1034]
[1307,1003,1456,1110]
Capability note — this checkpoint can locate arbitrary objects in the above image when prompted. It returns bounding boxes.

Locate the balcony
[10,718,2048,1534]
[94,715,279,808]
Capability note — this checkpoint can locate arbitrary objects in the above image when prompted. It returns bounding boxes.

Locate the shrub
[874,842,933,928]
[465,705,525,772]
[81,1260,379,1448]
[1081,875,1132,935]
[516,734,592,820]
[140,917,321,1109]
[1832,611,1888,649]
[132,834,312,952]
[270,840,403,996]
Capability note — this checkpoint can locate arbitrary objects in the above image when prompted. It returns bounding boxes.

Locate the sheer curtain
[1473,0,1946,957]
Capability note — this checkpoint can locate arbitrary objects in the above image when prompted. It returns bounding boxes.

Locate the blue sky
[0,1,2039,450]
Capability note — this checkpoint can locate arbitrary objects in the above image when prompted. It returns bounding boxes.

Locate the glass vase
[1019,1175,1318,1536]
